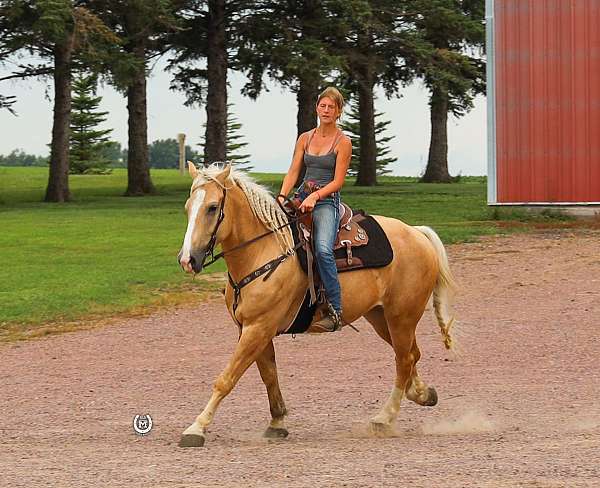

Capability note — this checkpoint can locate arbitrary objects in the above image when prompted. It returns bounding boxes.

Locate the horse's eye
[207,204,218,214]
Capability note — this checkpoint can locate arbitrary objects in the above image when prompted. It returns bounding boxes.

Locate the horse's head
[178,162,232,274]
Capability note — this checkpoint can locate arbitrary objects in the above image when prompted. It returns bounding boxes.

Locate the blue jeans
[312,193,342,313]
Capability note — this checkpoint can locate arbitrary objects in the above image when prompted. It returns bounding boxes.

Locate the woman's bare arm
[278,132,308,199]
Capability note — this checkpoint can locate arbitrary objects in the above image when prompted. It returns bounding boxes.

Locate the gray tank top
[302,129,343,188]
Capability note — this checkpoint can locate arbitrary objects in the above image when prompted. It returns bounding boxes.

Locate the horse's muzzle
[178,249,205,274]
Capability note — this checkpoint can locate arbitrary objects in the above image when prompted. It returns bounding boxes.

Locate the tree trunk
[125,11,156,196]
[294,77,319,186]
[294,0,321,186]
[354,28,377,187]
[296,0,320,138]
[45,38,73,202]
[355,78,377,186]
[296,78,318,137]
[204,0,227,164]
[422,85,452,183]
[126,69,154,195]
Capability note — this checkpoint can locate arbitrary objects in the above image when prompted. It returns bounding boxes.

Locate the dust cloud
[422,410,495,435]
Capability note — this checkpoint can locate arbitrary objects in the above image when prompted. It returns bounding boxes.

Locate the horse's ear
[187,161,198,179]
[215,163,232,186]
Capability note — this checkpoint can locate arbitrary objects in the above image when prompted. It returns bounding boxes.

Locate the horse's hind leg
[366,308,436,434]
[404,342,438,407]
[365,307,437,409]
[255,340,289,439]
[365,308,414,433]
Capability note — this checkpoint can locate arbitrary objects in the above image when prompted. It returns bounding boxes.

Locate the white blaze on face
[181,189,206,261]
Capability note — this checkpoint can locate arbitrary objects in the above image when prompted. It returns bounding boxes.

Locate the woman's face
[316,96,340,124]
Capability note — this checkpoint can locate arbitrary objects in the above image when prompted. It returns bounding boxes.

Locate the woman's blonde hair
[317,87,344,120]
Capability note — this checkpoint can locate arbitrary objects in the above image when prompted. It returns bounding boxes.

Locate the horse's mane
[194,164,294,252]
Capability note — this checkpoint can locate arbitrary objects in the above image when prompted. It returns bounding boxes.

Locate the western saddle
[282,197,370,305]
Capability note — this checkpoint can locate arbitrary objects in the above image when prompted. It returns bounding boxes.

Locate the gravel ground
[1,229,599,488]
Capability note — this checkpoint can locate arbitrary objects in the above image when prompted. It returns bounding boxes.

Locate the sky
[0,59,487,176]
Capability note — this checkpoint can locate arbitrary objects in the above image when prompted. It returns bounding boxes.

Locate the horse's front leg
[256,340,289,439]
[179,324,273,448]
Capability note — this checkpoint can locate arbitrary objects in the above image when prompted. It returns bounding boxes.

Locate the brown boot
[312,305,343,332]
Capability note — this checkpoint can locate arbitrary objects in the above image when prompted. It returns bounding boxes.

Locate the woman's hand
[299,192,320,213]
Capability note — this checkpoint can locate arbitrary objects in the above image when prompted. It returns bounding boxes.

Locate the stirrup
[326,302,343,332]
[310,302,343,333]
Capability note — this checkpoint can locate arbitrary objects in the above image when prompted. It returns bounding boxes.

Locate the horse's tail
[413,226,457,350]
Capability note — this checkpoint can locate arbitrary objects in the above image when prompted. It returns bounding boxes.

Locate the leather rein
[197,188,300,327]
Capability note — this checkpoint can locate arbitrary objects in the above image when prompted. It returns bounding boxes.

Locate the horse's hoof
[178,434,206,448]
[368,421,393,437]
[423,387,438,407]
[263,427,289,439]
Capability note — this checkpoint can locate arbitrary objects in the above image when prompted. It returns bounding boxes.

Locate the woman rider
[277,87,352,332]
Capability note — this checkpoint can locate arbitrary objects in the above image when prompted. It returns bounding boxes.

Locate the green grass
[0,166,557,332]
[0,167,227,332]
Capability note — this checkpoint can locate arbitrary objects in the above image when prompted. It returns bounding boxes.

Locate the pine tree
[322,0,431,186]
[94,0,182,195]
[69,73,113,174]
[341,97,396,177]
[198,104,252,171]
[0,1,120,201]
[412,0,486,183]
[168,0,230,166]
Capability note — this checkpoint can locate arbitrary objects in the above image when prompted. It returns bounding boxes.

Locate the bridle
[198,186,228,269]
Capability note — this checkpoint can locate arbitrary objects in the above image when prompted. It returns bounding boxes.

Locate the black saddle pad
[291,210,394,274]
[281,290,318,335]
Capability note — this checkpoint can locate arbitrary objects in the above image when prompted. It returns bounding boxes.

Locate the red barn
[487,0,600,214]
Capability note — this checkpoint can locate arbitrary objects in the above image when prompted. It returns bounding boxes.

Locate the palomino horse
[177,163,456,447]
